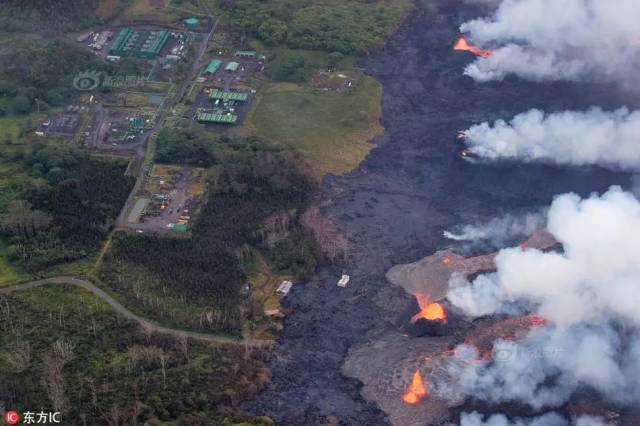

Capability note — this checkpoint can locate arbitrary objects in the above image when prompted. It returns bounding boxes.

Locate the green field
[244,74,383,178]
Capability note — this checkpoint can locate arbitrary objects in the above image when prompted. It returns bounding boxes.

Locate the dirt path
[0,277,269,347]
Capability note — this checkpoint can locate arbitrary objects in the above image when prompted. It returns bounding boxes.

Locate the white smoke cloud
[458,411,606,426]
[444,211,546,247]
[449,187,640,326]
[445,187,640,407]
[461,107,640,171]
[459,0,640,86]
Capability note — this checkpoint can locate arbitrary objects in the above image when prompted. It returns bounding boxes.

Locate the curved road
[0,277,268,347]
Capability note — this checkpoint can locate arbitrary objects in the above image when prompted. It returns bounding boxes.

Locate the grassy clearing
[243,74,383,178]
[116,0,182,24]
[96,0,122,20]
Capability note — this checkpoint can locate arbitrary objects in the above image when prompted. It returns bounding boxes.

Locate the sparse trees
[42,339,75,412]
[0,200,52,238]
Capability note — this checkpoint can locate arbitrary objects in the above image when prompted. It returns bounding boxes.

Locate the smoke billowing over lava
[460,108,640,171]
[454,37,493,58]
[459,0,640,87]
[444,187,640,415]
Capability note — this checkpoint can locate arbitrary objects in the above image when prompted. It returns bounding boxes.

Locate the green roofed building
[208,90,248,102]
[109,28,169,59]
[172,223,188,233]
[197,112,237,124]
[206,59,223,74]
[110,27,134,56]
[184,17,199,29]
[225,61,239,72]
[138,30,170,59]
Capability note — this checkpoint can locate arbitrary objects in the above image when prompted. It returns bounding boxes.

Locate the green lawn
[243,74,383,178]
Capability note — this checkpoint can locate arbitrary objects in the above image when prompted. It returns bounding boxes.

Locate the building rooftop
[225,61,240,72]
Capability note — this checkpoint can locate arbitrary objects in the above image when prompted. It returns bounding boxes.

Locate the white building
[276,280,293,296]
[337,274,350,288]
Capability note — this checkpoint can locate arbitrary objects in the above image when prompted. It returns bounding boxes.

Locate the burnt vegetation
[0,286,273,425]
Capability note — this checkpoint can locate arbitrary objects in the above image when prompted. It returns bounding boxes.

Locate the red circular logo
[4,410,20,425]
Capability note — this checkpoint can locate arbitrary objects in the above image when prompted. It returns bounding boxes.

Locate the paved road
[0,277,268,347]
[116,9,218,227]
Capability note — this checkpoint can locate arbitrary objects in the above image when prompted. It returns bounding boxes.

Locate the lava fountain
[454,37,492,58]
[402,370,428,404]
[411,294,447,323]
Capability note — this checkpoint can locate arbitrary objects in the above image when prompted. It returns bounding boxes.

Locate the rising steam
[459,0,640,86]
[445,187,640,408]
[461,108,640,171]
[444,211,546,249]
[456,411,606,426]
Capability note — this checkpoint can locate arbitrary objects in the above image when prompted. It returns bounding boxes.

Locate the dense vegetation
[216,0,410,54]
[0,144,134,271]
[102,129,316,333]
[155,126,218,166]
[0,0,100,32]
[0,285,274,425]
[0,36,141,116]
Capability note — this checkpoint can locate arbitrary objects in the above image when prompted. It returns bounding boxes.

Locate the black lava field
[246,1,637,424]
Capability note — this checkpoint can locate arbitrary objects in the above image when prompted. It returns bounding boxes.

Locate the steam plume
[462,108,640,171]
[457,412,606,426]
[444,211,546,248]
[459,0,640,86]
[445,187,640,407]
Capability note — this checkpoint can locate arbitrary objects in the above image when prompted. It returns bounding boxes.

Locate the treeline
[0,0,100,32]
[217,0,407,54]
[103,130,316,332]
[0,144,134,271]
[155,126,218,166]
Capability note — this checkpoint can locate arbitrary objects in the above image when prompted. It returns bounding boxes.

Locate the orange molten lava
[454,37,492,58]
[411,294,447,323]
[402,370,428,404]
[442,257,451,265]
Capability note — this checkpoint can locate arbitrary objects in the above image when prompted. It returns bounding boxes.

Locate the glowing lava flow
[402,370,428,404]
[454,37,492,58]
[411,294,447,323]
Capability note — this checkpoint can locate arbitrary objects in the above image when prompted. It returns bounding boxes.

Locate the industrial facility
[196,112,237,124]
[109,27,170,59]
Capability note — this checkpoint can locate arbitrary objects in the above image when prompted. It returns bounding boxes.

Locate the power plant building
[110,27,170,59]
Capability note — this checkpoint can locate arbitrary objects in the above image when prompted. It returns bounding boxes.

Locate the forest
[0,144,134,271]
[216,0,410,54]
[102,130,316,333]
[0,285,274,425]
[0,0,100,32]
